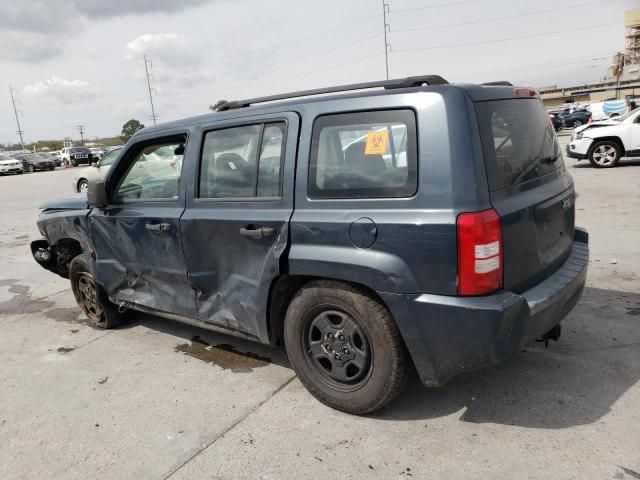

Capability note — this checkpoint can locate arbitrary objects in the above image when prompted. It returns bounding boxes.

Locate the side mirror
[87,179,108,208]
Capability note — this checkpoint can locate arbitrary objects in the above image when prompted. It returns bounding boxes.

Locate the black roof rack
[217,75,449,111]
[481,81,513,86]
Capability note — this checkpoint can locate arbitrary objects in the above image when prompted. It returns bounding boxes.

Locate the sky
[0,0,636,145]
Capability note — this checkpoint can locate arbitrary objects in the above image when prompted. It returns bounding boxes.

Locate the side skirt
[110,298,263,343]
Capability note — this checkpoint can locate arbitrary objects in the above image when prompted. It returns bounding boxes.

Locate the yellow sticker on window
[364,130,389,155]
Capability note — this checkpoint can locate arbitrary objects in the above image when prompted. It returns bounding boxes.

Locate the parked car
[30,76,588,414]
[89,148,106,160]
[72,147,123,192]
[548,111,565,131]
[551,106,591,128]
[14,153,56,172]
[567,106,640,167]
[41,152,61,167]
[0,153,24,175]
[60,146,93,166]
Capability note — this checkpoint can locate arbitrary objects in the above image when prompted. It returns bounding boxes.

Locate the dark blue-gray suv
[31,76,588,414]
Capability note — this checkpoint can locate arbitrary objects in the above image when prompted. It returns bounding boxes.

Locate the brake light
[457,209,502,295]
[513,88,538,98]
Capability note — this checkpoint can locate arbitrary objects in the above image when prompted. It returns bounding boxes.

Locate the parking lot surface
[1,138,639,480]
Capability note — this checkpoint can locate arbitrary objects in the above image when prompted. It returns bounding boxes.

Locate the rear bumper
[382,228,589,387]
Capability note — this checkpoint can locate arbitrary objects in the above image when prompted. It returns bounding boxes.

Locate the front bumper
[382,228,589,387]
[0,167,23,173]
[566,138,592,160]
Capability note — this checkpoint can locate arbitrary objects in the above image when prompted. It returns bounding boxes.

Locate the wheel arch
[266,274,393,347]
[588,136,625,155]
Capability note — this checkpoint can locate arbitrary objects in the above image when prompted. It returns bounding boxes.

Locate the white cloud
[0,1,215,63]
[126,33,202,65]
[24,77,94,103]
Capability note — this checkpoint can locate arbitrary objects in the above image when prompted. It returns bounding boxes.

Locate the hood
[574,120,618,134]
[0,158,20,165]
[39,192,88,211]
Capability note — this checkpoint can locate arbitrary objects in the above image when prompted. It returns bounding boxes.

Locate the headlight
[576,132,583,140]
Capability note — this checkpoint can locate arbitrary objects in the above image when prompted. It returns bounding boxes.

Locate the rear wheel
[69,254,128,329]
[284,280,409,415]
[588,140,621,168]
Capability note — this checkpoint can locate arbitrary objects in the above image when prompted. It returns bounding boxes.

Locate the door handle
[145,222,172,233]
[239,225,276,238]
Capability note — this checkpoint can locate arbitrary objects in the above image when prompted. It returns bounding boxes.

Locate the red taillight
[457,209,502,296]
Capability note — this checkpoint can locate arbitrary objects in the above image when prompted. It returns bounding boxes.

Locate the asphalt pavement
[0,136,639,479]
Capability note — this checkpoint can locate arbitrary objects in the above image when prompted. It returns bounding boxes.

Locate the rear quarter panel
[288,87,490,295]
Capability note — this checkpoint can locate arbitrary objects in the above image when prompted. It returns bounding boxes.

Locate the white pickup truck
[566,107,640,168]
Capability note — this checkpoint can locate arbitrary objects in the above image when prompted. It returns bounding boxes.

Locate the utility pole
[382,0,391,80]
[9,86,25,150]
[77,125,85,145]
[144,55,158,126]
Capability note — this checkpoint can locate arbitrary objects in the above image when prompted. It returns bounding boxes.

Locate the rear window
[309,110,417,199]
[476,99,562,191]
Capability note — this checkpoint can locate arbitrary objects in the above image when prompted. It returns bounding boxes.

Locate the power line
[8,86,25,150]
[394,22,620,53]
[394,0,613,33]
[77,125,85,144]
[144,55,158,126]
[391,0,480,13]
[382,0,391,79]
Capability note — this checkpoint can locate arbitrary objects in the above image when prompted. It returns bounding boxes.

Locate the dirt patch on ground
[175,336,271,372]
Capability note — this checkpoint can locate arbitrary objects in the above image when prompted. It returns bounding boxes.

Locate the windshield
[71,147,88,153]
[98,148,121,167]
[614,107,639,122]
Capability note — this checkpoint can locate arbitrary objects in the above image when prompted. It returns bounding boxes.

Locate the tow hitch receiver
[536,324,562,348]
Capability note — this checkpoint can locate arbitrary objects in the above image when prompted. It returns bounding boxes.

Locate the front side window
[309,110,418,199]
[114,138,185,201]
[199,122,285,198]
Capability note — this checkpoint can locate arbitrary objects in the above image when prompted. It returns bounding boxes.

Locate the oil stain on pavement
[0,278,55,314]
[175,335,271,372]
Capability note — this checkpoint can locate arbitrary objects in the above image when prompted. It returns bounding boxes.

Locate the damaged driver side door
[89,132,197,318]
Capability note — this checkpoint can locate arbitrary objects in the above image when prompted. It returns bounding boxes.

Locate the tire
[573,120,582,128]
[70,160,77,167]
[28,165,34,173]
[588,140,622,168]
[77,179,89,192]
[69,254,128,329]
[284,280,409,415]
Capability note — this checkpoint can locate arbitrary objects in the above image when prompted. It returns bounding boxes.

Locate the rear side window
[309,110,417,199]
[199,123,285,198]
[476,99,563,191]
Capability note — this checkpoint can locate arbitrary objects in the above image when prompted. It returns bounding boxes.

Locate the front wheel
[284,280,409,415]
[588,140,621,168]
[28,165,34,173]
[77,179,89,192]
[573,119,582,128]
[69,254,128,329]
